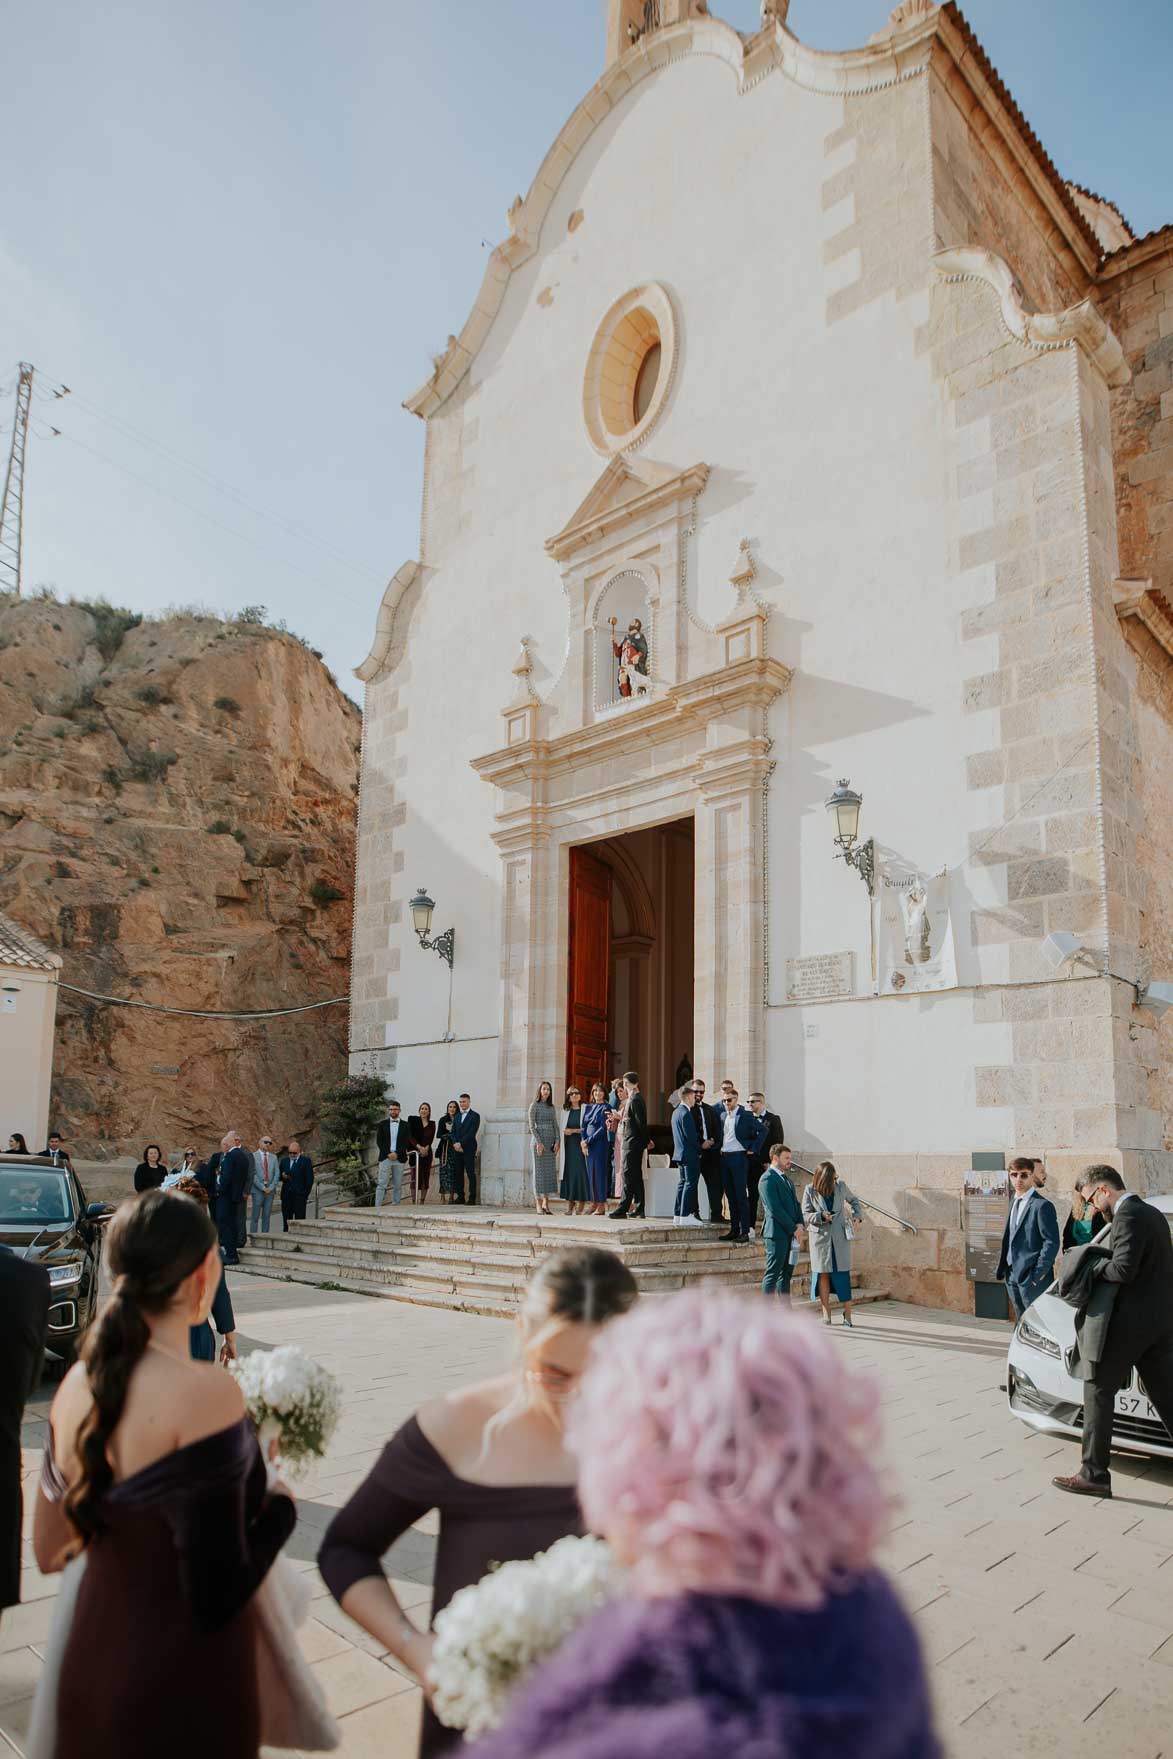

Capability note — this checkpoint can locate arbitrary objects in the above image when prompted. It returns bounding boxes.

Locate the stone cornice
[353,559,420,683]
[1115,580,1173,660]
[1097,225,1173,286]
[932,248,1130,388]
[545,460,710,561]
[472,654,792,792]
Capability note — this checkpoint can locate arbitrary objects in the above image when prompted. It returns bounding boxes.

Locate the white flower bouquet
[230,1345,342,1474]
[428,1534,622,1739]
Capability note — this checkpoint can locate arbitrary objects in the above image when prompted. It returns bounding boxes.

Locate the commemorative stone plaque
[785,952,853,1001]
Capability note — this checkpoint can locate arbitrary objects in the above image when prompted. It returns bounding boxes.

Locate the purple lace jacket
[470,1572,940,1759]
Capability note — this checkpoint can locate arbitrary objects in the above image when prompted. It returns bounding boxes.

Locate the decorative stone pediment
[546,458,709,563]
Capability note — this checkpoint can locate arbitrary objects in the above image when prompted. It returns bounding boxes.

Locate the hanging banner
[876,856,956,995]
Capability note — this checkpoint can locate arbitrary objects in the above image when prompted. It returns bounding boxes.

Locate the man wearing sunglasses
[996,1157,1059,1321]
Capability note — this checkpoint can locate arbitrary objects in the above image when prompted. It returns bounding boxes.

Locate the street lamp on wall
[409,886,455,968]
[824,779,875,896]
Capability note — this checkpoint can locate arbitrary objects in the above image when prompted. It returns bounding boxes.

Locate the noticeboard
[964,1155,1009,1282]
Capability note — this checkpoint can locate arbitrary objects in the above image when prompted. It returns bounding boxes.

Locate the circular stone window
[582,284,677,455]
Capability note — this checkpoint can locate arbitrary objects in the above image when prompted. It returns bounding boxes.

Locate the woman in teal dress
[560,1088,590,1215]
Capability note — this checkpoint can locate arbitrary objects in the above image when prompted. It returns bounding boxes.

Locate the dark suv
[0,1154,108,1366]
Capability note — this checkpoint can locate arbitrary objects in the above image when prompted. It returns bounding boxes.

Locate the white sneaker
[748,1227,756,1240]
[679,1214,704,1227]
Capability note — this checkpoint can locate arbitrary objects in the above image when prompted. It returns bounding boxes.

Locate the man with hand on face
[1053,1166,1173,1498]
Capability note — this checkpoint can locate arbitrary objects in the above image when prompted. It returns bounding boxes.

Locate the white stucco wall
[0,964,59,1150]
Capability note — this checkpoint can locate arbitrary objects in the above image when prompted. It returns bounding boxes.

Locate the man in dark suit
[715,1088,769,1243]
[670,1082,703,1225]
[280,1139,315,1229]
[996,1157,1060,1317]
[746,1092,785,1237]
[375,1101,412,1208]
[690,1078,724,1225]
[759,1143,805,1301]
[40,1132,73,1172]
[1,1247,50,1618]
[449,1094,480,1205]
[1054,1166,1173,1497]
[215,1131,251,1265]
[610,1071,649,1219]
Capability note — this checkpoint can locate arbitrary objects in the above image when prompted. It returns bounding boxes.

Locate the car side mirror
[85,1203,109,1222]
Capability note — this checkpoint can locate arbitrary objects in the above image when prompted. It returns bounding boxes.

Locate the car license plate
[1114,1389,1158,1423]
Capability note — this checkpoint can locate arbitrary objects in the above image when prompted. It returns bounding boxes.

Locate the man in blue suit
[215,1130,251,1265]
[670,1082,703,1226]
[716,1088,768,1243]
[997,1156,1060,1317]
[450,1093,480,1205]
[759,1144,805,1300]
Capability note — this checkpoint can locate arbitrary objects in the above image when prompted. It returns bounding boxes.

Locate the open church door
[566,846,611,1098]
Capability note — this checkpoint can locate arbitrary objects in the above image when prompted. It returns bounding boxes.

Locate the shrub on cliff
[73,597,143,661]
[317,1072,387,1207]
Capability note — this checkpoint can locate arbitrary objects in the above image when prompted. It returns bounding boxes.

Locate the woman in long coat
[802,1161,863,1328]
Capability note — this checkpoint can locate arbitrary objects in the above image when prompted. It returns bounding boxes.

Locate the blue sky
[3,0,1169,686]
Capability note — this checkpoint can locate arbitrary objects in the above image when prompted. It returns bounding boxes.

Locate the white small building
[0,911,62,1154]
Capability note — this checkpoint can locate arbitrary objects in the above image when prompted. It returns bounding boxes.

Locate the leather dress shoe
[1052,1472,1111,1498]
[608,1206,630,1220]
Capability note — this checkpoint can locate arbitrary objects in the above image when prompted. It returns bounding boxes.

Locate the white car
[1005,1193,1173,1461]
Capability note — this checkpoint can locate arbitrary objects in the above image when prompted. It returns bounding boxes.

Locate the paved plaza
[5,1279,1173,1758]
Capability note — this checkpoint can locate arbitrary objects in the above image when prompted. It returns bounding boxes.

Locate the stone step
[254,1228,782,1273]
[234,1252,889,1319]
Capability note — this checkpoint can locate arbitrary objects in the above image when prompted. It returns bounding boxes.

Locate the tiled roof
[940,3,1104,267]
[0,911,61,972]
[1100,222,1173,271]
[1066,181,1134,240]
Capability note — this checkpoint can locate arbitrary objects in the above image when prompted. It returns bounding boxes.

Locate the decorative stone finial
[506,194,524,233]
[729,537,757,602]
[760,0,790,27]
[511,637,536,699]
[888,0,936,25]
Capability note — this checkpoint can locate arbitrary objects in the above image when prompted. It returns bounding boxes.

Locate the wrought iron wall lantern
[409,886,455,968]
[824,779,875,896]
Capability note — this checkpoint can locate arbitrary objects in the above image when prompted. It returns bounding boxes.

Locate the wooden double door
[565,846,611,1098]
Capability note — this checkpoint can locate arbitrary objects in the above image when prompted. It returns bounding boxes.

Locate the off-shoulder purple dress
[46,1416,295,1758]
[318,1415,582,1758]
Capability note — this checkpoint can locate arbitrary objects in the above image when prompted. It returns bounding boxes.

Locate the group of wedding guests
[130,1134,315,1265]
[20,1186,939,1759]
[374,1096,481,1207]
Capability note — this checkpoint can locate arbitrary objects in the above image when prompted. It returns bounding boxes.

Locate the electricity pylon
[0,363,34,597]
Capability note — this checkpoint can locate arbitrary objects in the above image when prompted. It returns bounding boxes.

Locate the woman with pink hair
[471,1288,939,1759]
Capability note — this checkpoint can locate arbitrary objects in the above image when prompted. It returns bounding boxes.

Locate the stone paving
[4,1277,1173,1758]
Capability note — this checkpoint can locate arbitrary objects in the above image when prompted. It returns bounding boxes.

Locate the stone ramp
[234,1205,889,1317]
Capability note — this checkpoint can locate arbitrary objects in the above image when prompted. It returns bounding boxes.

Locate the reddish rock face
[0,596,361,1157]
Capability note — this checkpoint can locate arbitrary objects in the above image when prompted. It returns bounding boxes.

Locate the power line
[58,981,348,1020]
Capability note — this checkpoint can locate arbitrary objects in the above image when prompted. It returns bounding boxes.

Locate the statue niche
[594,570,652,710]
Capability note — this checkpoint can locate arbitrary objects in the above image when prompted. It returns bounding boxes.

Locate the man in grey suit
[1053,1165,1173,1497]
[250,1134,280,1234]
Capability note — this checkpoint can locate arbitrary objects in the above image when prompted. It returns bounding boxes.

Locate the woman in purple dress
[32,1189,298,1759]
[318,1248,639,1759]
[471,1287,940,1759]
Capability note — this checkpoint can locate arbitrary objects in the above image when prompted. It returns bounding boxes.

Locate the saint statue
[609,616,649,698]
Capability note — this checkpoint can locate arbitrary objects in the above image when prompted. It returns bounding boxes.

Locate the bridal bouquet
[428,1534,623,1739]
[230,1345,342,1474]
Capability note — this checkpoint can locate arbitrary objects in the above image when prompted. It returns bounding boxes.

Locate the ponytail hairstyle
[65,1190,216,1542]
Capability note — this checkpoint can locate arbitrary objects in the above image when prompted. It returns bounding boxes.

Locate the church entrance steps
[236,1206,889,1317]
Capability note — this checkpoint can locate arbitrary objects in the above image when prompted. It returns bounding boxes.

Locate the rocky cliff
[0,594,361,1157]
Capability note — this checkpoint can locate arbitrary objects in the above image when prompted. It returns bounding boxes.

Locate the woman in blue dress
[581,1084,612,1216]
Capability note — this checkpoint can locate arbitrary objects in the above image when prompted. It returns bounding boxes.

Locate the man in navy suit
[690,1079,724,1224]
[215,1131,251,1265]
[670,1082,703,1226]
[716,1088,768,1243]
[450,1093,480,1205]
[280,1139,314,1230]
[996,1156,1060,1318]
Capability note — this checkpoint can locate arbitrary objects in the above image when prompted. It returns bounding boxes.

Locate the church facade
[349,0,1173,1311]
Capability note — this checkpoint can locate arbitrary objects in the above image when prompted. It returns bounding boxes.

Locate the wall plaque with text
[785,952,853,1001]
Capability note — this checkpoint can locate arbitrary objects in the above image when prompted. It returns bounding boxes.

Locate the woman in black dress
[132,1144,167,1192]
[436,1100,461,1204]
[410,1102,437,1203]
[33,1189,296,1758]
[319,1247,639,1759]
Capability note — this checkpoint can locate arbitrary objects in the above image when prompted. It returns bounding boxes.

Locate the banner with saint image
[876,855,956,995]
